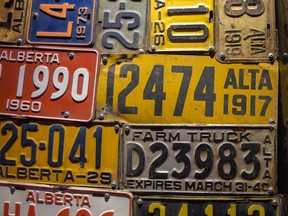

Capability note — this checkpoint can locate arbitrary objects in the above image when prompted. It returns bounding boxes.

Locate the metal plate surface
[0,120,119,187]
[27,0,95,46]
[150,0,213,53]
[122,125,276,194]
[215,0,276,63]
[95,0,148,54]
[277,0,288,63]
[0,182,132,216]
[0,46,100,122]
[0,0,28,44]
[97,54,278,124]
[134,196,281,216]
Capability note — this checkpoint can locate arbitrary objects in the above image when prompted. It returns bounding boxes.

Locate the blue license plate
[27,0,96,45]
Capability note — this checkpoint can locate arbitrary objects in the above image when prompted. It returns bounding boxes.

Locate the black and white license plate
[134,196,281,216]
[122,125,276,194]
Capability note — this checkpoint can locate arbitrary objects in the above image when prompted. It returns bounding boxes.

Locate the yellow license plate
[134,196,282,216]
[150,0,213,52]
[97,55,278,124]
[215,0,276,63]
[0,120,119,187]
[0,0,28,44]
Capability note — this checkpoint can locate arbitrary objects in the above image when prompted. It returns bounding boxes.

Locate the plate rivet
[125,126,130,135]
[102,56,108,65]
[99,114,104,120]
[104,193,110,202]
[114,125,120,133]
[61,111,70,118]
[208,46,215,54]
[111,181,117,189]
[220,53,226,60]
[16,38,22,46]
[32,12,39,19]
[10,186,15,194]
[138,49,145,54]
[68,52,75,60]
[268,53,274,61]
[271,200,277,209]
[268,187,274,195]
[283,53,288,61]
[151,46,156,52]
[269,119,275,124]
[136,198,143,207]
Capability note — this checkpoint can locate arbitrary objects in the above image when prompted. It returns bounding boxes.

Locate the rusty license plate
[215,0,276,63]
[0,46,100,121]
[0,182,132,216]
[96,54,278,124]
[123,125,276,194]
[0,0,28,44]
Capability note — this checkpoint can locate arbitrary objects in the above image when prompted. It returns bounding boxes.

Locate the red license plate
[0,182,132,216]
[0,46,100,121]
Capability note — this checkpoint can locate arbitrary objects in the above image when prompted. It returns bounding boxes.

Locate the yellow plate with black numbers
[150,0,213,52]
[97,55,278,124]
[134,196,281,216]
[0,0,28,44]
[0,120,119,187]
[215,0,276,63]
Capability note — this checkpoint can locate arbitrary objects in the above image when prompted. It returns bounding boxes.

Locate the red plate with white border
[0,46,100,122]
[0,182,132,216]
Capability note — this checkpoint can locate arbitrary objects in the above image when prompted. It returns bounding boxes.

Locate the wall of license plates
[0,0,287,215]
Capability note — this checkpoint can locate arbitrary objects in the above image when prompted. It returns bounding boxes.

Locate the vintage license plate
[0,182,132,216]
[95,0,148,54]
[123,125,276,194]
[0,120,119,187]
[0,0,28,44]
[0,46,100,121]
[277,0,288,63]
[215,0,276,63]
[97,55,278,124]
[150,0,213,53]
[134,196,281,216]
[27,0,96,46]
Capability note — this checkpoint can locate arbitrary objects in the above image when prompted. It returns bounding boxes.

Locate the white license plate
[123,125,276,195]
[0,182,132,216]
[95,0,148,54]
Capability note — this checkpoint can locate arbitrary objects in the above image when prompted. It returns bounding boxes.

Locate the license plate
[0,46,100,121]
[0,0,28,44]
[95,0,148,54]
[96,54,278,124]
[0,182,132,216]
[215,0,276,63]
[134,196,281,216]
[0,120,119,187]
[150,0,213,53]
[123,125,276,194]
[27,0,96,46]
[277,0,288,63]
